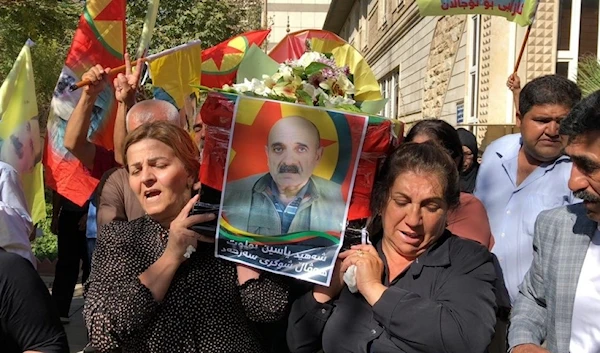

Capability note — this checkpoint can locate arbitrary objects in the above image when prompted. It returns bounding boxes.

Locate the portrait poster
[216,96,369,285]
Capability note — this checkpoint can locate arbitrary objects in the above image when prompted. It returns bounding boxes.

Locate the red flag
[43,0,126,206]
[201,29,270,88]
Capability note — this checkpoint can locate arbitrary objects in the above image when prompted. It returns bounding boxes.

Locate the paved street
[41,277,88,353]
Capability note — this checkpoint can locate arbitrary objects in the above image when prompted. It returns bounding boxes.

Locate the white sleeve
[0,165,35,267]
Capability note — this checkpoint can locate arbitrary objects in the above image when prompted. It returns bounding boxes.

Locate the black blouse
[286,231,497,353]
[84,215,288,353]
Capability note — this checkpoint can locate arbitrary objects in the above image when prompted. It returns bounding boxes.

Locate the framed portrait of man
[216,96,368,285]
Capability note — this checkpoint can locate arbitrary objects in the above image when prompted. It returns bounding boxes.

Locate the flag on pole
[0,40,46,224]
[148,41,203,109]
[43,0,126,206]
[415,0,538,26]
[201,29,271,88]
[135,0,160,59]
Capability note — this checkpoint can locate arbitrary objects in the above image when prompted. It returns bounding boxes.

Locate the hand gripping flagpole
[513,1,539,73]
[68,40,202,92]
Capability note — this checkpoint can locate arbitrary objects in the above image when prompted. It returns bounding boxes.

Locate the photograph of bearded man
[221,115,345,236]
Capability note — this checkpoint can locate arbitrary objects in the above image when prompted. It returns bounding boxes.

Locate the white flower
[302,84,325,101]
[231,78,254,93]
[337,74,356,95]
[324,94,356,108]
[298,52,324,68]
[278,63,294,81]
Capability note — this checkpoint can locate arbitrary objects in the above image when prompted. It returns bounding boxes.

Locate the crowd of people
[1,50,600,353]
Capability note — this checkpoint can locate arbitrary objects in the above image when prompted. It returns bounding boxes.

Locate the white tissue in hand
[183,245,196,259]
[343,265,358,293]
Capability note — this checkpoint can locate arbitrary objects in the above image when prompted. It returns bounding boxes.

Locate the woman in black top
[287,142,497,353]
[84,122,288,353]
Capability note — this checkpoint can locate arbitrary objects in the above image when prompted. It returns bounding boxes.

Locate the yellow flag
[148,42,203,109]
[0,40,46,224]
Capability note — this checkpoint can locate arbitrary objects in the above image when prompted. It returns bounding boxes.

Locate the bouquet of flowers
[222,52,361,112]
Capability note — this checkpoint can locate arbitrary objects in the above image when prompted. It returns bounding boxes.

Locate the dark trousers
[52,209,90,317]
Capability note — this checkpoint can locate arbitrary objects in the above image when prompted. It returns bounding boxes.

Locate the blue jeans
[87,238,96,268]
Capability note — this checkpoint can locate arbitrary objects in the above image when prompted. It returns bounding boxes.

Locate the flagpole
[69,40,202,91]
[513,23,533,73]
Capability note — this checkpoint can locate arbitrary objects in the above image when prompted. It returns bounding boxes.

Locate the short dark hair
[519,75,581,117]
[405,119,464,172]
[559,90,600,140]
[370,142,460,216]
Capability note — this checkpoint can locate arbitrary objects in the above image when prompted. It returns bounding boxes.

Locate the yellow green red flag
[148,41,203,109]
[201,29,271,88]
[415,0,538,26]
[0,41,46,224]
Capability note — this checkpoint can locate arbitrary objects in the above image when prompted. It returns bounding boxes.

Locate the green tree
[126,0,264,56]
[0,0,81,123]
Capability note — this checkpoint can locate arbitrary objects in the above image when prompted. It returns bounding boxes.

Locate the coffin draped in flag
[0,41,46,224]
[43,0,126,206]
[415,0,538,26]
[201,29,270,89]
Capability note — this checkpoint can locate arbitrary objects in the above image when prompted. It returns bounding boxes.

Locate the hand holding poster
[216,96,368,285]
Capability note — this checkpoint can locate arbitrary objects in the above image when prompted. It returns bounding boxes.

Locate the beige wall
[265,0,331,50]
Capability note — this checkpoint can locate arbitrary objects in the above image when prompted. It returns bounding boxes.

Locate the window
[378,0,387,27]
[468,15,481,120]
[555,0,600,80]
[379,69,400,118]
[360,0,369,50]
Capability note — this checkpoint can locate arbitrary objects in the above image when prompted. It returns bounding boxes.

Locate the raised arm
[237,264,289,323]
[113,53,141,166]
[507,73,522,114]
[64,65,110,170]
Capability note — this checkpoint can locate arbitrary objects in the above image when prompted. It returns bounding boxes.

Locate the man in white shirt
[0,161,35,267]
[475,75,582,302]
[509,90,600,353]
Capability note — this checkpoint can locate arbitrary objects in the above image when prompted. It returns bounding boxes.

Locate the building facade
[323,0,597,145]
[263,0,332,51]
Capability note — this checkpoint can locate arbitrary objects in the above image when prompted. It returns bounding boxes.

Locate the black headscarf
[457,128,479,193]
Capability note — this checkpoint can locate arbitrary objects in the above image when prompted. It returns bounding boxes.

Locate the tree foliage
[127,0,264,55]
[0,0,81,121]
[0,0,264,126]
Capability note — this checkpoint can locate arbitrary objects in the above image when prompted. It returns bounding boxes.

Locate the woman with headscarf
[456,128,480,193]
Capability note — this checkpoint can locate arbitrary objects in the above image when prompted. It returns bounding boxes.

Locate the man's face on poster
[0,119,42,174]
[265,116,323,193]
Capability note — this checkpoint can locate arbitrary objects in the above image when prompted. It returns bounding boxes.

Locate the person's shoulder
[482,133,520,156]
[445,234,493,271]
[226,173,265,191]
[536,203,587,229]
[0,161,18,182]
[98,217,148,243]
[0,250,35,280]
[459,192,482,205]
[0,160,16,173]
[311,175,342,192]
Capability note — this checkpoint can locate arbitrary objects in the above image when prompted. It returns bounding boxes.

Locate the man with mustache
[508,90,600,353]
[475,75,582,304]
[222,115,345,236]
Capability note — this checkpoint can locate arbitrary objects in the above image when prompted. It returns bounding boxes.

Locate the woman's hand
[113,53,141,107]
[313,259,345,303]
[163,195,216,265]
[339,244,387,306]
[82,65,110,98]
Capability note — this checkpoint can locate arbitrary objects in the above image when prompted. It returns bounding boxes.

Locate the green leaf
[305,62,330,76]
[296,89,313,106]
